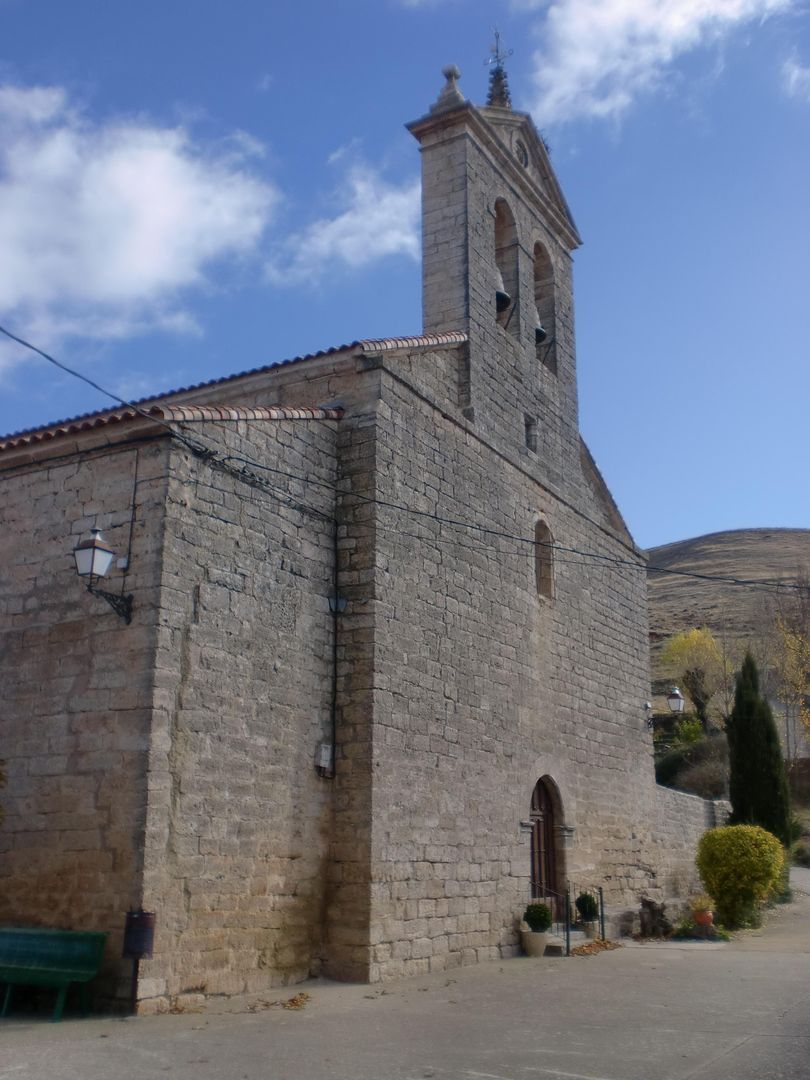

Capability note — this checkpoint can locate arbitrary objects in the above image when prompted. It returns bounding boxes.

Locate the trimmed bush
[696,825,784,928]
[524,902,552,932]
[575,892,598,923]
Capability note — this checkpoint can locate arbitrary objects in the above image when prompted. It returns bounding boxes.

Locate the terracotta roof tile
[0,332,467,454]
[358,333,467,352]
[0,404,343,454]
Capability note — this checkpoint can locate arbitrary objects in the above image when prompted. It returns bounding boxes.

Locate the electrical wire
[219,447,807,593]
[2,323,807,595]
[0,323,213,461]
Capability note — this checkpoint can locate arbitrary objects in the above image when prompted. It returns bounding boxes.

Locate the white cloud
[327,137,364,166]
[0,83,277,373]
[267,164,420,284]
[783,54,810,100]
[515,0,794,123]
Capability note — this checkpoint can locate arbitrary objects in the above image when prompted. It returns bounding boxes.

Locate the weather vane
[485,28,513,108]
[485,28,513,70]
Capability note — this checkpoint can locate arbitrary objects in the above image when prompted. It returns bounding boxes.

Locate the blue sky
[1,0,808,549]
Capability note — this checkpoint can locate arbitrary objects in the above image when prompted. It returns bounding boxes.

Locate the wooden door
[530,779,557,903]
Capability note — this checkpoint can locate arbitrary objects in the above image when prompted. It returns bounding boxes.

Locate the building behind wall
[0,68,725,1012]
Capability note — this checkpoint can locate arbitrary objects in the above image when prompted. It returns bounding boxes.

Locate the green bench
[0,927,107,1022]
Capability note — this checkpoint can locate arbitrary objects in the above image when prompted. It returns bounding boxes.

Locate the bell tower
[407,63,582,453]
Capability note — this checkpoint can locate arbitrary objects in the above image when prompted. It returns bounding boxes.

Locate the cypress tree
[726,652,792,844]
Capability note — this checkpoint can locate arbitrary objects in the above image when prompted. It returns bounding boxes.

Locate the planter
[583,923,598,940]
[521,930,548,957]
[693,909,714,928]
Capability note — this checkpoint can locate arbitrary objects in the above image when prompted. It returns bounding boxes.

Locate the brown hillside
[647,528,810,773]
[647,527,810,659]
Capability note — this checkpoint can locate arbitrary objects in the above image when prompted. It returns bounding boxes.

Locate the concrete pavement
[2,873,809,1080]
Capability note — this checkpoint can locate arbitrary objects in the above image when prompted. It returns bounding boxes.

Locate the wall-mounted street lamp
[666,687,685,714]
[644,701,653,729]
[73,528,133,624]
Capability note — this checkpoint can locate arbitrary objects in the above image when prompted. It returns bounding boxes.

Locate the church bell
[495,267,511,313]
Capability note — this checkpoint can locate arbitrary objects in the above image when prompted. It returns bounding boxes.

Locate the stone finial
[430,65,465,113]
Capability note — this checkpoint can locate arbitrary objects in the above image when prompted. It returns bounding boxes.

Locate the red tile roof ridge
[359,332,467,352]
[161,405,343,422]
[0,404,343,453]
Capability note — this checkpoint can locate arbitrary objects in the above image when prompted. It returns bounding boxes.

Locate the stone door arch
[530,776,566,910]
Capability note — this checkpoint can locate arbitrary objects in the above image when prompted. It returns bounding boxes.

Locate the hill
[646,528,810,769]
[647,528,810,653]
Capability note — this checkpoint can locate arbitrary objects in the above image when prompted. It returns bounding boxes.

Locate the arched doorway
[530,777,564,913]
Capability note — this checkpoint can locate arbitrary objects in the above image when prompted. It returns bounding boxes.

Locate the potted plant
[690,894,714,930]
[521,902,552,957]
[575,892,599,938]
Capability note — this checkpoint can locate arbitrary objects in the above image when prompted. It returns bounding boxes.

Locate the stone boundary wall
[651,785,730,902]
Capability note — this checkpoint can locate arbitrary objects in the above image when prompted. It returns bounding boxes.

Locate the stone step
[544,930,593,956]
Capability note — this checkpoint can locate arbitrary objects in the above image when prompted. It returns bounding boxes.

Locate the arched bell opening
[533,242,557,373]
[494,198,519,337]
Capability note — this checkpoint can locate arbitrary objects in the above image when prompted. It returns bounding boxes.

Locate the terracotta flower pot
[693,909,714,928]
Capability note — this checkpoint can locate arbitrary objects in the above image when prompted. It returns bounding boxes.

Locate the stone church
[0,66,723,1011]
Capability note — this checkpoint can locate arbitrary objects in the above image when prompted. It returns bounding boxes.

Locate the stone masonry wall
[0,437,169,1000]
[416,111,580,483]
[651,788,730,903]
[361,364,656,980]
[136,415,339,1010]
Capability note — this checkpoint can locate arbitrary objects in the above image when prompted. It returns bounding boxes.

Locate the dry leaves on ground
[281,992,311,1010]
[247,991,312,1013]
[571,938,622,957]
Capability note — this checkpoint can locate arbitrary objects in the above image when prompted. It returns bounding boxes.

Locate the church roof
[0,332,468,455]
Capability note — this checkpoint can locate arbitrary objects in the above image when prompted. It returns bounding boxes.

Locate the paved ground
[2,871,809,1080]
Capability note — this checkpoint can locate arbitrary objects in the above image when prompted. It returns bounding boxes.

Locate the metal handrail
[529,884,571,955]
[530,882,607,955]
[568,882,606,940]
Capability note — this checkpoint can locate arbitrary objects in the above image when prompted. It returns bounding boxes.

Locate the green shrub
[696,825,784,928]
[788,815,803,844]
[677,756,727,799]
[655,744,694,786]
[671,916,730,942]
[655,732,728,793]
[524,902,552,932]
[575,892,598,922]
[770,860,793,906]
[672,716,703,748]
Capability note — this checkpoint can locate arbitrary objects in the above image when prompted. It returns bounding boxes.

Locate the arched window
[494,199,519,336]
[534,520,554,598]
[533,242,556,374]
